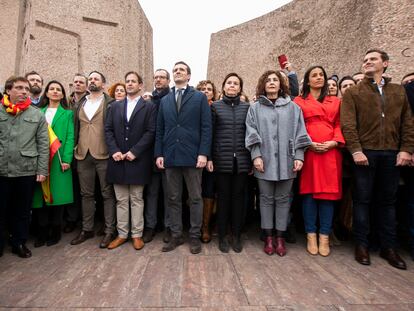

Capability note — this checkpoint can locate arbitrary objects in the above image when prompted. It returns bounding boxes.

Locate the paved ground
[1,230,413,311]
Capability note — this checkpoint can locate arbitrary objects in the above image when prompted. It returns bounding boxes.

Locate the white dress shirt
[83,94,104,120]
[126,96,140,121]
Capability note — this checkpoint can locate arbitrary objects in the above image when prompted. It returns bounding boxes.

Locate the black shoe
[163,227,172,243]
[34,226,48,248]
[70,230,94,245]
[143,228,155,243]
[355,245,370,266]
[99,233,115,248]
[380,248,407,270]
[232,236,243,253]
[219,237,230,253]
[63,221,76,233]
[189,237,202,254]
[12,244,32,258]
[162,236,184,252]
[46,226,61,247]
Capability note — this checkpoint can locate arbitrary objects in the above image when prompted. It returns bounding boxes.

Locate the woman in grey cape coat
[245,70,311,256]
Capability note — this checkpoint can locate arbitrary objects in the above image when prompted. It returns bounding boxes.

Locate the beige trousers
[113,184,144,238]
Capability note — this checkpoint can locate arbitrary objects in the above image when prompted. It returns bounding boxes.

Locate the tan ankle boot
[319,234,330,257]
[201,198,214,243]
[307,233,318,255]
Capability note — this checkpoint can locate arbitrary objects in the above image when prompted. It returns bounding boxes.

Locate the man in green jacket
[0,76,49,258]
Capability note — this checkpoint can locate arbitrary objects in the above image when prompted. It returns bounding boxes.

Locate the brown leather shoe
[107,237,127,249]
[99,233,115,249]
[132,237,144,250]
[380,248,407,270]
[70,231,94,245]
[355,245,371,265]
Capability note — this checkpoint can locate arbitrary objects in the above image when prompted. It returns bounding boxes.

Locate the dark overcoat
[154,86,212,167]
[105,97,157,185]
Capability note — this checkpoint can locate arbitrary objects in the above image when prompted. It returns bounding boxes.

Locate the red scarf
[1,94,32,115]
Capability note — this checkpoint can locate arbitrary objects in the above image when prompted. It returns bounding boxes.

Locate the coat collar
[123,96,145,123]
[172,86,195,111]
[41,104,65,128]
[258,95,290,107]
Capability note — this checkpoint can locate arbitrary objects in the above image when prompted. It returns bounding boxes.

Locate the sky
[138,0,292,86]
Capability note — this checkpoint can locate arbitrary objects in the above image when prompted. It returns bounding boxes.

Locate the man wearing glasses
[143,69,171,244]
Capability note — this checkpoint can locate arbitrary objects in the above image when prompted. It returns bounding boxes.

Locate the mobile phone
[278,54,288,69]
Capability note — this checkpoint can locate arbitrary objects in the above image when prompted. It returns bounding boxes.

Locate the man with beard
[25,71,43,106]
[0,76,48,258]
[143,69,171,243]
[70,71,116,248]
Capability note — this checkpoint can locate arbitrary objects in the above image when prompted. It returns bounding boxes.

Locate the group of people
[0,48,414,272]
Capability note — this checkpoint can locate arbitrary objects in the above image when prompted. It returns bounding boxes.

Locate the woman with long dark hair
[294,66,344,257]
[246,70,311,256]
[32,80,74,247]
[207,73,251,252]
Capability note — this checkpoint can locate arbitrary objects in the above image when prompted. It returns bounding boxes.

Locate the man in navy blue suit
[154,61,212,254]
[105,71,157,251]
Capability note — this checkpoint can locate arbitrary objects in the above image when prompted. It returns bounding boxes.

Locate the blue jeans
[302,195,334,235]
[352,150,399,249]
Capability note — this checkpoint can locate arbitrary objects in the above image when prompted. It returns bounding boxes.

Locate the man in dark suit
[155,61,212,254]
[142,69,171,244]
[104,71,156,250]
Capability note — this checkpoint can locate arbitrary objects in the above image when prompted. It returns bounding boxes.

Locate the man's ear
[383,60,389,71]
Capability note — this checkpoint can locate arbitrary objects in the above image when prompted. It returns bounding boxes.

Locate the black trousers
[38,206,64,227]
[352,150,400,249]
[216,172,248,238]
[0,176,36,250]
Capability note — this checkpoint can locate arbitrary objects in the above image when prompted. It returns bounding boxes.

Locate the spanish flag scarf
[1,94,32,115]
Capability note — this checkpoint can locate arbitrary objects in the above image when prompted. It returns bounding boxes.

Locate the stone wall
[0,0,153,93]
[207,0,414,98]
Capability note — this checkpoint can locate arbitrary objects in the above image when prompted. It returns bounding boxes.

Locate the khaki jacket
[0,105,49,177]
[341,77,414,154]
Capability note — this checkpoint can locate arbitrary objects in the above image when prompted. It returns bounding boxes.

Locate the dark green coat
[33,105,75,207]
[0,105,49,177]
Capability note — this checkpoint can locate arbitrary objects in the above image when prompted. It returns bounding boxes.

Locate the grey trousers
[165,167,203,238]
[114,184,144,238]
[77,153,116,234]
[144,171,170,229]
[258,178,293,231]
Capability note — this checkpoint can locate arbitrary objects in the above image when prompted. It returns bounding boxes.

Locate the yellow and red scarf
[1,94,31,115]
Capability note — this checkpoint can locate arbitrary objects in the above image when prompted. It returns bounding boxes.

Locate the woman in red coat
[294,66,344,257]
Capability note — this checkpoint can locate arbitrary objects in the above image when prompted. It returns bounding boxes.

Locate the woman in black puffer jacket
[207,73,251,253]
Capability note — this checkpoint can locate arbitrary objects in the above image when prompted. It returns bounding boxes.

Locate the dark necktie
[176,88,183,112]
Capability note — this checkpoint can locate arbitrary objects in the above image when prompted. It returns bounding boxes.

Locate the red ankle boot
[264,236,274,255]
[274,237,287,257]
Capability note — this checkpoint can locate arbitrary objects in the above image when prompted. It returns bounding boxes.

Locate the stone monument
[0,0,153,93]
[207,0,414,98]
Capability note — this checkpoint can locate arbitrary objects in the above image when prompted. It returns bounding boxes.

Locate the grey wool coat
[245,95,311,181]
